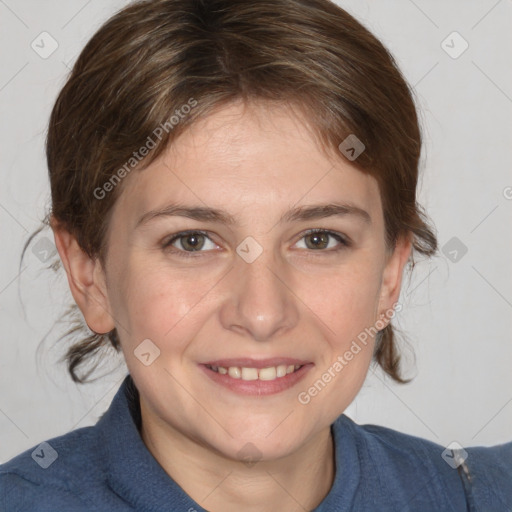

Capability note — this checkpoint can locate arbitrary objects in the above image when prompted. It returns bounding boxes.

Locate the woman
[1,0,510,510]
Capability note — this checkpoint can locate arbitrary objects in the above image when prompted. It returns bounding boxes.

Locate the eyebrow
[136,202,371,228]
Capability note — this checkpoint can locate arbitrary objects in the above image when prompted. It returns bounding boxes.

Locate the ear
[50,216,115,334]
[377,233,412,326]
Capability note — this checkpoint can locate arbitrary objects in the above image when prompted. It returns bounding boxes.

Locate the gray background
[1,0,511,463]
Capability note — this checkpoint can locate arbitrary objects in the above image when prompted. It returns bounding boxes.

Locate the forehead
[113,101,382,226]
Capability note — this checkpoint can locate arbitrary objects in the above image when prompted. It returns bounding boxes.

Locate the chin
[226,436,300,465]
[208,420,309,463]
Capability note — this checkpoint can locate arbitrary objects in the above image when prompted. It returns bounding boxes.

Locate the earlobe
[51,217,115,335]
[378,234,412,323]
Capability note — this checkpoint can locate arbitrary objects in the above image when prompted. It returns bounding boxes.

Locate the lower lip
[200,364,313,396]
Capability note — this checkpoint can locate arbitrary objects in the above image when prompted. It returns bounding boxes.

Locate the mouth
[200,358,312,396]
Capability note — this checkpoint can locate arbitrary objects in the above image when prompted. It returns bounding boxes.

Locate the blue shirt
[1,374,511,511]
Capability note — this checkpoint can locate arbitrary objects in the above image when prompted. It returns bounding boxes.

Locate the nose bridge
[220,242,299,341]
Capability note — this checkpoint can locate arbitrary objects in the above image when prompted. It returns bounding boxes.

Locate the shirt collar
[97,374,207,511]
[97,374,360,511]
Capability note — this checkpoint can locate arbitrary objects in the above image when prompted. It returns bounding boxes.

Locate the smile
[200,358,312,396]
[205,364,302,381]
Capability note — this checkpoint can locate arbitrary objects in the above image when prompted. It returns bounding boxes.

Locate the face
[67,100,409,462]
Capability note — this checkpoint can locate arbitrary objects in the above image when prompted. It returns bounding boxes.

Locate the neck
[140,399,335,512]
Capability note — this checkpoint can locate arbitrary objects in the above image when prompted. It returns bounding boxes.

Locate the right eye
[162,230,219,257]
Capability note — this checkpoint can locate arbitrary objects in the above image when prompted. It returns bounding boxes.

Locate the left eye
[294,229,348,251]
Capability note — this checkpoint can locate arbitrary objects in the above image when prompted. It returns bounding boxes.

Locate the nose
[219,244,300,342]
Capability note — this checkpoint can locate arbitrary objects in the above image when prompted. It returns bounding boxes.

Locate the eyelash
[162,229,350,259]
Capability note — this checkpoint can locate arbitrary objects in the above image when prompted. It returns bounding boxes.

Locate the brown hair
[23,0,436,383]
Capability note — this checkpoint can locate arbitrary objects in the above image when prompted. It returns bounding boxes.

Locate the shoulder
[335,415,467,510]
[334,415,512,511]
[338,414,452,464]
[463,441,512,510]
[0,375,143,511]
[0,425,105,511]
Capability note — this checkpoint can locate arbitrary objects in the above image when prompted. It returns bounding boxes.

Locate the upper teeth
[208,364,301,381]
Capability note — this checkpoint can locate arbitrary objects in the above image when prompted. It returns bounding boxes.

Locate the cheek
[296,256,383,405]
[297,270,380,422]
[109,256,222,350]
[302,259,383,340]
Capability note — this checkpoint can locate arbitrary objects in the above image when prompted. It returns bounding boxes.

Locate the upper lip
[202,357,311,369]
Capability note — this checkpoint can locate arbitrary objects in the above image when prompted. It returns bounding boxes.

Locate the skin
[52,100,411,511]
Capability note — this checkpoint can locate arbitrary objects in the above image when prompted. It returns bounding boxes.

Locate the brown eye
[304,232,330,250]
[164,230,217,255]
[295,229,349,252]
[179,233,206,251]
